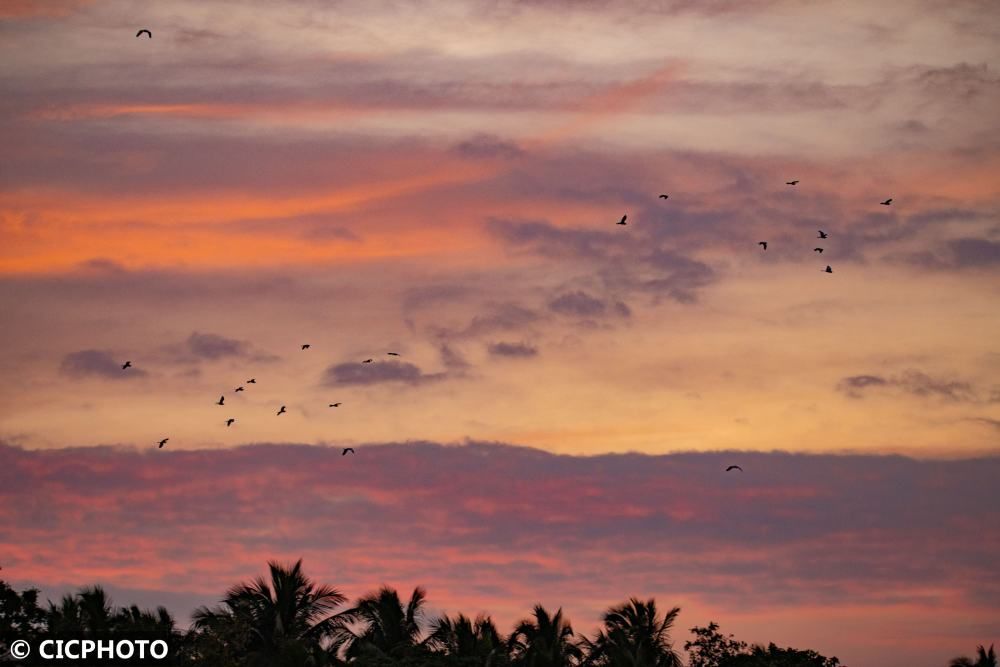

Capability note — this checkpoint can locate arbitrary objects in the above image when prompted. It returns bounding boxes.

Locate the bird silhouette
[234,386,244,392]
[246,378,256,384]
[342,447,355,456]
[617,214,627,226]
[363,358,373,364]
[122,361,132,370]
[814,247,824,253]
[658,194,669,199]
[301,344,311,350]
[277,405,286,415]
[387,352,400,356]
[726,465,743,472]
[216,395,225,406]
[329,402,342,407]
[157,438,168,449]
[817,230,828,239]
[758,241,768,250]
[135,29,152,38]
[786,180,799,185]
[225,418,235,427]
[880,198,893,206]
[823,265,833,273]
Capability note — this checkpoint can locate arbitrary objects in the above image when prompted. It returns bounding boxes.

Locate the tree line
[1,560,993,666]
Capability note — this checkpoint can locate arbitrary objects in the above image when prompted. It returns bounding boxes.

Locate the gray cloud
[487,218,716,304]
[549,291,607,317]
[59,350,147,380]
[185,332,249,360]
[433,301,542,340]
[453,133,525,160]
[487,341,539,358]
[322,360,445,386]
[837,369,981,402]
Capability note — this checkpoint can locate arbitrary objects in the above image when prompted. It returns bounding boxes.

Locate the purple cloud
[487,341,538,358]
[59,350,147,380]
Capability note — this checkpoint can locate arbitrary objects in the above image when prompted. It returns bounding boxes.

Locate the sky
[0,0,998,665]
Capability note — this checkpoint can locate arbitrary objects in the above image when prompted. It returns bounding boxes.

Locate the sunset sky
[0,1,998,665]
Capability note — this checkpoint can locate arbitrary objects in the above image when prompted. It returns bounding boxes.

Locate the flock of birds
[622,183,893,279]
[129,28,896,472]
[131,347,404,456]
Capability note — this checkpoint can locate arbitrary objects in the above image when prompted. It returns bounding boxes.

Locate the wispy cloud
[59,350,146,380]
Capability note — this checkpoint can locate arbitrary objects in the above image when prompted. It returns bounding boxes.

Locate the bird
[817,230,828,239]
[122,361,132,370]
[758,241,768,250]
[277,405,286,415]
[814,247,824,253]
[301,344,311,350]
[157,438,168,449]
[246,378,256,384]
[617,214,627,225]
[786,180,799,185]
[216,395,225,406]
[823,265,833,273]
[363,358,373,364]
[225,418,235,427]
[725,465,743,472]
[658,194,669,199]
[342,447,355,456]
[880,198,893,206]
[135,29,152,38]
[387,352,400,356]
[329,402,342,407]
[234,386,244,392]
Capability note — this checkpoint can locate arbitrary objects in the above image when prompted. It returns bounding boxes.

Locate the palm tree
[581,598,682,667]
[331,586,430,661]
[508,605,582,667]
[191,559,346,667]
[46,586,114,636]
[425,613,508,665]
[951,645,998,667]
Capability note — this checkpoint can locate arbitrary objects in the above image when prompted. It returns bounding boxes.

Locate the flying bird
[617,214,627,226]
[225,418,235,427]
[814,247,824,253]
[725,465,743,472]
[786,180,799,185]
[157,438,168,449]
[246,378,256,384]
[363,358,373,364]
[758,241,768,250]
[329,402,342,407]
[122,361,132,370]
[342,447,355,456]
[216,395,225,406]
[387,352,400,356]
[301,344,311,350]
[277,405,286,415]
[880,198,893,206]
[823,265,833,273]
[135,29,152,38]
[658,194,669,199]
[817,230,828,239]
[234,386,244,392]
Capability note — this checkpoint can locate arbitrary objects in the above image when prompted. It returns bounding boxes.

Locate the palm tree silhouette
[332,585,429,661]
[581,598,682,667]
[951,645,998,667]
[46,586,114,636]
[425,613,508,665]
[508,605,582,667]
[191,559,346,667]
